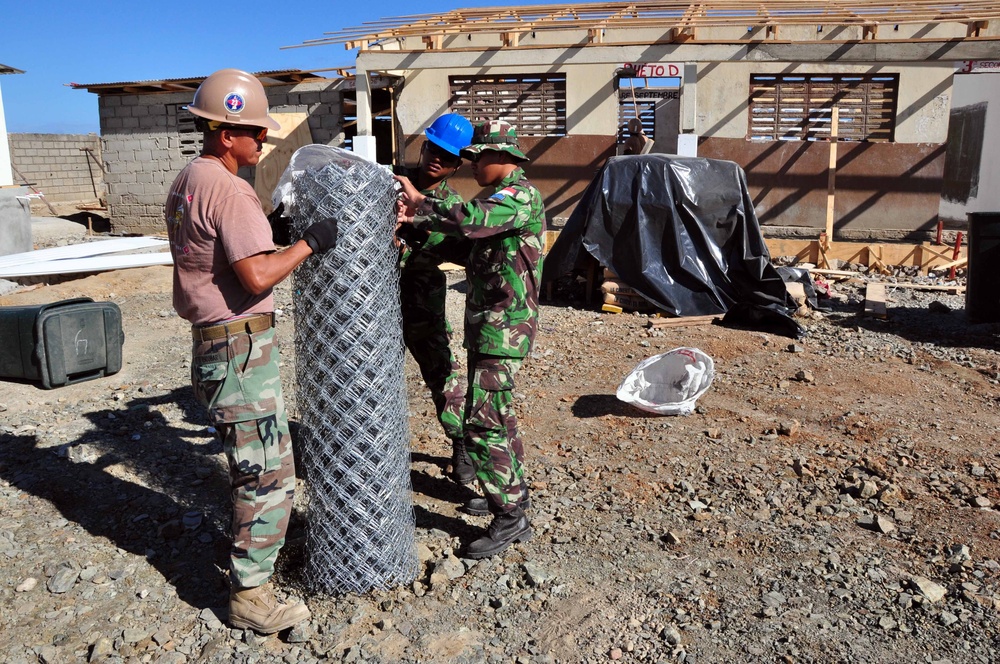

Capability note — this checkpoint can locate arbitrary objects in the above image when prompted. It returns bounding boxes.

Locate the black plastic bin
[0,297,124,389]
[966,212,1000,323]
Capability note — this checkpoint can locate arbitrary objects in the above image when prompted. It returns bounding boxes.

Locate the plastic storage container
[0,297,124,388]
[966,212,1000,323]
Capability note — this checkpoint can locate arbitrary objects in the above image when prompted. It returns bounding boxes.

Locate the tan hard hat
[186,68,280,130]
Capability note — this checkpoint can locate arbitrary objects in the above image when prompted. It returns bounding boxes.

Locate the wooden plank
[255,112,313,215]
[808,268,859,278]
[543,229,560,254]
[886,282,965,294]
[765,239,960,272]
[932,256,968,271]
[542,233,964,274]
[648,314,721,329]
[785,281,806,303]
[316,1,1000,48]
[864,282,888,319]
[826,107,839,240]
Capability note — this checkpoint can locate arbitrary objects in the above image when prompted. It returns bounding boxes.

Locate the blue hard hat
[425,113,473,158]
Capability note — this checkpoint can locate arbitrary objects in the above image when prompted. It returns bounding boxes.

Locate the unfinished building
[292,0,1000,251]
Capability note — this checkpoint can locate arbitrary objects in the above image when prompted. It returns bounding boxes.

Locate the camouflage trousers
[400,262,465,443]
[463,354,529,514]
[190,325,295,589]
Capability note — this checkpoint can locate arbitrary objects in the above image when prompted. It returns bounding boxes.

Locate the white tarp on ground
[0,238,171,277]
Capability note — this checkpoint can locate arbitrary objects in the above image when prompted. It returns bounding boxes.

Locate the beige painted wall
[696,62,953,143]
[393,60,953,143]
[392,64,622,136]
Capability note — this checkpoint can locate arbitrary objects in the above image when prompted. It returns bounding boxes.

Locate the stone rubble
[0,261,998,663]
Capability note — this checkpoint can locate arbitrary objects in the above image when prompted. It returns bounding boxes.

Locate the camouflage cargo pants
[190,325,295,589]
[464,354,529,513]
[400,255,466,443]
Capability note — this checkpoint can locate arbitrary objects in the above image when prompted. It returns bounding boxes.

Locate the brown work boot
[229,583,310,634]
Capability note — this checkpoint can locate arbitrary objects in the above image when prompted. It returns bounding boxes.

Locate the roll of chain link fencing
[273,145,418,594]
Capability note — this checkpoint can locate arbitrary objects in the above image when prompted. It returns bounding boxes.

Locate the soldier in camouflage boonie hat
[460,120,529,162]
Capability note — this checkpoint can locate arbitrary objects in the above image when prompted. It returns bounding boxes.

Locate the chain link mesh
[278,145,417,594]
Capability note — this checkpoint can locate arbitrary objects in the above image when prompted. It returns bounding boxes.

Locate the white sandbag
[616,347,715,415]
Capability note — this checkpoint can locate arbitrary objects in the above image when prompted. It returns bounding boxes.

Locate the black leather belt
[192,313,274,341]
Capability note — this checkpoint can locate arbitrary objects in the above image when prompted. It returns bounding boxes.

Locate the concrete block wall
[7,133,105,203]
[99,78,348,234]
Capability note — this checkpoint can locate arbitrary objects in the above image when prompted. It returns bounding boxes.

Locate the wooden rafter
[291,1,1000,51]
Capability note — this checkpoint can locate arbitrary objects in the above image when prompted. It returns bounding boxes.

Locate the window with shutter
[449,74,567,136]
[748,74,899,142]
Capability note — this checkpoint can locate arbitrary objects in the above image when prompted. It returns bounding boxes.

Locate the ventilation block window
[169,103,203,157]
[748,74,899,142]
[449,74,567,136]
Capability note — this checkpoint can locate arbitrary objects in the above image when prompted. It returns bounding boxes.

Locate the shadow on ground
[0,387,230,610]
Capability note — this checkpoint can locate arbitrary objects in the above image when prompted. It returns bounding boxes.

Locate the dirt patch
[1,244,999,663]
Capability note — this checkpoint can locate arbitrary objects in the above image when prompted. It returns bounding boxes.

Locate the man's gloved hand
[267,202,293,246]
[302,217,339,254]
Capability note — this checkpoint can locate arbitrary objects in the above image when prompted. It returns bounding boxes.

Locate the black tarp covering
[545,154,796,323]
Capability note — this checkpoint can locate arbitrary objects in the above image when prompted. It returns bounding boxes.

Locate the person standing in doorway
[395,120,545,558]
[166,68,338,634]
[621,118,654,155]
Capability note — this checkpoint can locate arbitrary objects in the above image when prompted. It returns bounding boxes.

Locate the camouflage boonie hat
[460,120,529,162]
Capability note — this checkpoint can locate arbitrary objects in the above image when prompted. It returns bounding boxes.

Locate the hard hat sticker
[224,93,245,114]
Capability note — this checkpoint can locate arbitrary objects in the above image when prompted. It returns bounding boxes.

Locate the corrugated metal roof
[71,68,352,94]
[0,63,25,75]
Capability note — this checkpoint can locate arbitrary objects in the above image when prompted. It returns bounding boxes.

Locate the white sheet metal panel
[0,252,172,278]
[0,237,169,268]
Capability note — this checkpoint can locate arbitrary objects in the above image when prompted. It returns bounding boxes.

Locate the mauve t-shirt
[166,157,275,326]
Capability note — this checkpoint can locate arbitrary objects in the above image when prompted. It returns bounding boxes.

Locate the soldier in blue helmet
[395,120,544,559]
[394,113,477,485]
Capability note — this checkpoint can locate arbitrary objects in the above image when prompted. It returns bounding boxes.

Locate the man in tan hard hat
[166,68,336,634]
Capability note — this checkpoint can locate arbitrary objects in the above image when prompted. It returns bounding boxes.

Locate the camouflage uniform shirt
[394,165,467,265]
[414,167,545,358]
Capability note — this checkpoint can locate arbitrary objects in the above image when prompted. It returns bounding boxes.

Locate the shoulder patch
[489,186,518,201]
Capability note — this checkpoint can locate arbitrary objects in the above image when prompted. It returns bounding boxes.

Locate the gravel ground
[1,234,999,664]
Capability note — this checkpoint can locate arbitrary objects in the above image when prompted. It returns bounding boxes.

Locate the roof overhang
[355,38,1000,71]
[71,68,349,95]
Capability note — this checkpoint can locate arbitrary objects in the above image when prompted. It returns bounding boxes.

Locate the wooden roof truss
[294,1,1000,51]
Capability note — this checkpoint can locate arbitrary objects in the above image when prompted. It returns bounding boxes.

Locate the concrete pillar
[353,69,377,161]
[680,63,698,134]
[0,188,31,256]
[679,63,699,156]
[0,81,12,186]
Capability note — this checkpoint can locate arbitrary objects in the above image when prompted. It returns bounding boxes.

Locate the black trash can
[966,212,1000,323]
[0,297,124,388]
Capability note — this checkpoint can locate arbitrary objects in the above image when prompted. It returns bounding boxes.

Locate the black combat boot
[450,439,476,485]
[465,506,532,559]
[462,489,531,517]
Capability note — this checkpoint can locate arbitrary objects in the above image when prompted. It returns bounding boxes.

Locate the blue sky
[1,0,525,134]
